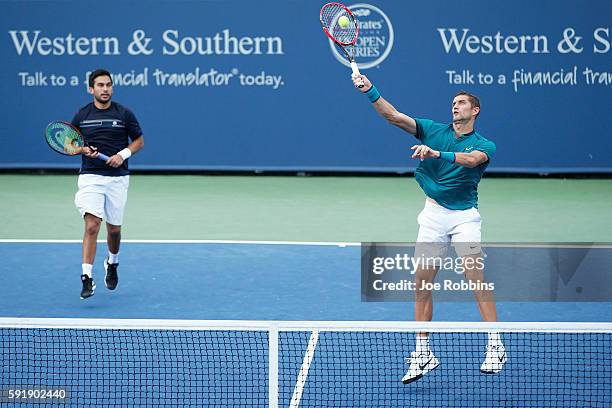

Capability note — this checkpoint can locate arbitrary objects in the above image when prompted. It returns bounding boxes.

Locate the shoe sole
[402,361,440,384]
[480,368,504,374]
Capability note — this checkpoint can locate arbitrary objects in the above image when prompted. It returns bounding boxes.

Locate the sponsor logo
[329,3,394,69]
[419,358,432,370]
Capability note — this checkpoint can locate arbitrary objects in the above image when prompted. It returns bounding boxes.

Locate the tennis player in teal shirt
[351,73,506,384]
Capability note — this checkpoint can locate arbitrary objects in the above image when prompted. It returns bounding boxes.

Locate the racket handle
[350,61,364,88]
[97,153,110,161]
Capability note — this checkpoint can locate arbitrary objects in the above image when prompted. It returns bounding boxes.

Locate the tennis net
[1,318,611,407]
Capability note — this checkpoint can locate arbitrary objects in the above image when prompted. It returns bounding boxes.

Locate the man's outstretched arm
[352,74,417,135]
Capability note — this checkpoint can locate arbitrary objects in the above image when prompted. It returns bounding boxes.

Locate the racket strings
[45,123,84,156]
[321,5,357,45]
[63,136,81,155]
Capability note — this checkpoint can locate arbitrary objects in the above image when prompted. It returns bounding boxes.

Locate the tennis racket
[319,2,364,87]
[45,121,109,161]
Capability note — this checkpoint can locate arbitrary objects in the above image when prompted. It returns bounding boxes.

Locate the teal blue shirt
[414,118,496,210]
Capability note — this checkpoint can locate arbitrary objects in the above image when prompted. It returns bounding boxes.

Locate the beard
[94,93,111,105]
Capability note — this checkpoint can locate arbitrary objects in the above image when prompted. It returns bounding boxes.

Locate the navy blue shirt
[71,102,143,176]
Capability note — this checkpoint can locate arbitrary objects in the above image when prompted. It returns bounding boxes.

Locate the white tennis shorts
[74,174,130,226]
[415,199,482,259]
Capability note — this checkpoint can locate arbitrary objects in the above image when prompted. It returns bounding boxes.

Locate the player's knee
[84,220,101,236]
[107,227,121,240]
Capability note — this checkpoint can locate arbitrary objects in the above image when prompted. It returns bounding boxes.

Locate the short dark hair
[89,69,112,88]
[454,90,480,118]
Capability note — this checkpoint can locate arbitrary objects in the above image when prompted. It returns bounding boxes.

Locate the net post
[268,322,279,408]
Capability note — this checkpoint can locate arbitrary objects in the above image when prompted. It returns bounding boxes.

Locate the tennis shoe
[104,258,119,290]
[80,275,96,299]
[402,351,440,384]
[480,344,507,374]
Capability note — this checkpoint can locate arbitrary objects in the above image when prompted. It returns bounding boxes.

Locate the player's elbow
[135,136,144,150]
[464,157,482,168]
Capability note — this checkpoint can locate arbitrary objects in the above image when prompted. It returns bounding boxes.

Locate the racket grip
[350,61,364,88]
[97,153,110,161]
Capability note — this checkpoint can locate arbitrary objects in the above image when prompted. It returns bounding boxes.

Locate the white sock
[416,335,430,354]
[82,263,93,278]
[108,252,119,264]
[488,332,503,347]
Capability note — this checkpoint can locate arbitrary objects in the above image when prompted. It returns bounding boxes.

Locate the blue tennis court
[2,241,611,321]
[1,241,611,407]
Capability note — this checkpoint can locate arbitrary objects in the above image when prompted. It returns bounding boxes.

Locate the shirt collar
[449,124,475,139]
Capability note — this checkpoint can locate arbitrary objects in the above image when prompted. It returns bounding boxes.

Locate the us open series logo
[329,3,394,69]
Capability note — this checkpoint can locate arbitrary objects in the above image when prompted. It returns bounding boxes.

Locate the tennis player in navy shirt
[71,69,144,299]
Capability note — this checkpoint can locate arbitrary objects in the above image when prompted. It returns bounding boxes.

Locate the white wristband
[118,148,132,160]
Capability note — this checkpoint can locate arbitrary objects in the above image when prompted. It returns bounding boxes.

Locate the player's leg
[452,213,507,373]
[104,223,121,290]
[463,254,506,373]
[75,175,105,299]
[460,251,506,372]
[414,202,450,323]
[103,175,129,290]
[402,263,441,384]
[83,214,102,265]
[414,264,439,324]
[451,212,496,320]
[461,252,497,321]
[80,214,101,298]
[403,202,449,384]
[106,223,121,255]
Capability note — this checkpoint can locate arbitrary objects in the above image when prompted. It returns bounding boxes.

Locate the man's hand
[83,146,100,159]
[106,154,125,168]
[351,73,371,91]
[411,144,440,161]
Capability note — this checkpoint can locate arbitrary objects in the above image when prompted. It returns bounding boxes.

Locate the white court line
[290,330,320,408]
[1,240,610,248]
[0,239,360,246]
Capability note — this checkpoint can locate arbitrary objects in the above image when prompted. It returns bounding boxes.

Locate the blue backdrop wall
[2,0,611,173]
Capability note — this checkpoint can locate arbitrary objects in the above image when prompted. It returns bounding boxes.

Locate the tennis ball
[338,15,350,29]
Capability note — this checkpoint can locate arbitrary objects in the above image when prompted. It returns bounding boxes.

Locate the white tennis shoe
[402,351,440,384]
[480,344,507,374]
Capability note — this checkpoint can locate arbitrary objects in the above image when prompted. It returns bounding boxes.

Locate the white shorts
[415,199,482,259]
[74,174,130,226]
